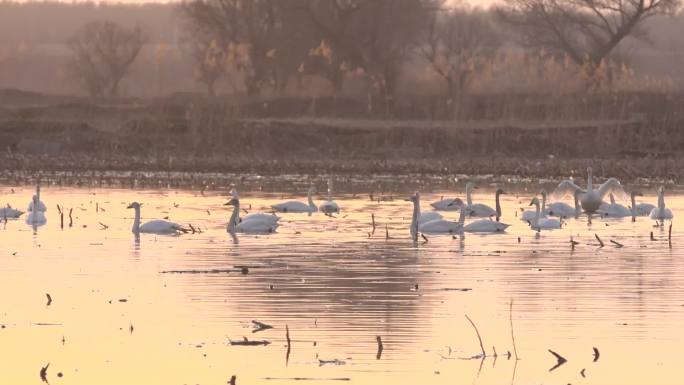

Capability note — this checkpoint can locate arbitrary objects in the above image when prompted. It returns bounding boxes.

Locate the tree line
[2,0,682,107]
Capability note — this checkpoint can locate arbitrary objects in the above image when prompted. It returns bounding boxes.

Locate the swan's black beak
[126,204,133,209]
[528,201,534,206]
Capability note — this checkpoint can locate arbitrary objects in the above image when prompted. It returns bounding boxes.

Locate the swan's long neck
[587,169,593,191]
[541,193,547,212]
[630,192,637,220]
[132,207,141,233]
[533,201,541,228]
[458,205,467,225]
[228,205,238,234]
[659,189,665,210]
[410,198,420,241]
[495,191,502,221]
[234,200,241,225]
[466,185,473,207]
[308,189,315,210]
[36,185,41,202]
[610,194,615,205]
[574,193,581,218]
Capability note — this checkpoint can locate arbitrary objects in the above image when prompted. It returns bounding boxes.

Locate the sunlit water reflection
[1,185,683,385]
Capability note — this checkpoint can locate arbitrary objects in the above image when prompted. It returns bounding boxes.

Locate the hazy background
[0,1,682,98]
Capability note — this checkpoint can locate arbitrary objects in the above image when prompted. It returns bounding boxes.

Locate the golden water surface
[1,185,682,385]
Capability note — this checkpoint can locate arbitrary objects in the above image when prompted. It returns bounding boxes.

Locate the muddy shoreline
[2,154,681,193]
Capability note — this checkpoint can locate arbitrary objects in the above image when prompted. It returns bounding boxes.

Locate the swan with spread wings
[551,167,627,214]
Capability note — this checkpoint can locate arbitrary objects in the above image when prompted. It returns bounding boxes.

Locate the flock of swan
[1,168,675,241]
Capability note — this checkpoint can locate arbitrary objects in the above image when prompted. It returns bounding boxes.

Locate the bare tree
[68,21,145,97]
[419,7,500,100]
[497,0,680,76]
[181,0,293,96]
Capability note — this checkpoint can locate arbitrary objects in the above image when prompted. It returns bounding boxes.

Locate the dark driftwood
[285,325,291,365]
[594,234,604,247]
[376,336,383,360]
[251,320,273,333]
[263,377,350,381]
[548,349,567,371]
[45,293,52,306]
[610,239,624,248]
[40,363,49,383]
[510,299,519,360]
[229,375,236,385]
[669,224,673,247]
[465,314,486,358]
[593,347,600,362]
[230,337,270,346]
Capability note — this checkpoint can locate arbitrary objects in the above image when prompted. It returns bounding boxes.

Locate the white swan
[649,186,673,223]
[552,167,626,213]
[1,204,24,218]
[26,195,46,225]
[632,191,656,216]
[430,197,461,211]
[419,210,444,224]
[598,193,632,218]
[271,186,317,213]
[430,178,462,211]
[230,189,280,225]
[407,193,464,239]
[226,198,278,234]
[521,190,548,222]
[318,178,340,214]
[529,197,561,231]
[463,189,510,233]
[127,202,187,234]
[27,184,47,212]
[465,183,499,218]
[547,189,582,218]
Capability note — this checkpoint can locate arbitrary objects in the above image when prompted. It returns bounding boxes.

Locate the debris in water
[376,336,383,360]
[251,320,273,333]
[229,337,271,346]
[318,359,346,366]
[548,349,567,371]
[593,347,600,362]
[40,363,49,384]
[46,293,52,306]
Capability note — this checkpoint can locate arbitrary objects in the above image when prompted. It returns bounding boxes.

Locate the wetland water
[1,185,683,385]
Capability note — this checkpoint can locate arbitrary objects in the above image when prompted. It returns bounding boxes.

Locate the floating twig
[229,375,236,385]
[286,324,291,365]
[510,299,518,360]
[98,222,109,230]
[40,363,49,384]
[376,336,383,360]
[669,223,672,248]
[251,320,273,333]
[650,231,655,241]
[593,347,600,362]
[46,293,52,306]
[610,239,624,248]
[594,234,604,247]
[263,377,349,381]
[548,349,567,371]
[229,337,270,346]
[68,208,73,227]
[371,213,376,232]
[421,234,429,243]
[570,237,579,250]
[465,314,486,358]
[318,359,346,366]
[581,368,586,377]
[385,224,390,240]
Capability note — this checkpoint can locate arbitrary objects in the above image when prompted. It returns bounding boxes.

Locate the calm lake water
[1,184,682,385]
